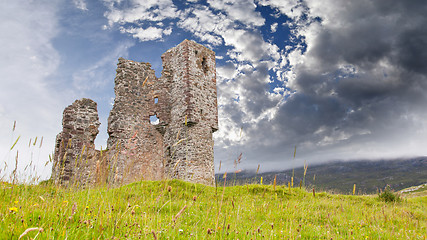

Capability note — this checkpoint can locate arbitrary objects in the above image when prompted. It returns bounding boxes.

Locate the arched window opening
[150,115,159,125]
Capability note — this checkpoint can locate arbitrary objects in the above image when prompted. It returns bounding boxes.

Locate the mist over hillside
[215,157,427,194]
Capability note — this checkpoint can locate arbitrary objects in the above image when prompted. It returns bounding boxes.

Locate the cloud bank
[0,0,63,180]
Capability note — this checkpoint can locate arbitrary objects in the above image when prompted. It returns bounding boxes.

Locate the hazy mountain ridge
[215,157,427,194]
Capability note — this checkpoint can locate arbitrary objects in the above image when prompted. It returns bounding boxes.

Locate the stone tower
[52,40,218,186]
[161,40,218,185]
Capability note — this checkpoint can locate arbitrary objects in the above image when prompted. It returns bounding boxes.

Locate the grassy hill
[1,180,425,239]
[216,157,427,194]
[401,183,427,198]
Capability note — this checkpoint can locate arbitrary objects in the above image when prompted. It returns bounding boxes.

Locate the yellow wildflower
[9,207,18,212]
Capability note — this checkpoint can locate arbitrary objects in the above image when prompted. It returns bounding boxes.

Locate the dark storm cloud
[305,2,427,78]
[215,0,427,171]
[292,0,427,131]
[396,28,427,75]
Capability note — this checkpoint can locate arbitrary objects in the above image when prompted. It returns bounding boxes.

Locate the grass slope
[217,157,427,194]
[401,183,427,198]
[1,180,426,239]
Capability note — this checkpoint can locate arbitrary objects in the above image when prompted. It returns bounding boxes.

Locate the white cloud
[73,0,88,11]
[177,6,230,46]
[271,22,278,33]
[217,62,237,80]
[273,87,284,93]
[221,29,280,63]
[214,106,247,146]
[103,0,179,26]
[120,26,168,42]
[102,0,178,42]
[176,4,281,67]
[163,27,172,35]
[207,0,265,27]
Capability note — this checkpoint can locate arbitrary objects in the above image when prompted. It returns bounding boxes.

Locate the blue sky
[1,0,427,180]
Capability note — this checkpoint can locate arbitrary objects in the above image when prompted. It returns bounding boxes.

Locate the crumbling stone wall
[52,40,218,186]
[107,58,169,184]
[51,98,101,186]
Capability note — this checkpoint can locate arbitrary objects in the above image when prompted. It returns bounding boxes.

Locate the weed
[379,185,401,203]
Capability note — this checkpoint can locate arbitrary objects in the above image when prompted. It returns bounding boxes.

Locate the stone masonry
[52,40,218,186]
[51,98,104,187]
[106,57,168,184]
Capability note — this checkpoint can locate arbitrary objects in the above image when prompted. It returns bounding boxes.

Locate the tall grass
[1,122,47,186]
[1,122,426,239]
[1,180,425,239]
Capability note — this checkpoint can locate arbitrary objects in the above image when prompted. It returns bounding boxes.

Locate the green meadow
[1,179,425,239]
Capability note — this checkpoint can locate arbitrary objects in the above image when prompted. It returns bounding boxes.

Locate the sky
[1,0,427,181]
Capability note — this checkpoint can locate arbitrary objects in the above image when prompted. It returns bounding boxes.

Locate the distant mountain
[215,157,427,194]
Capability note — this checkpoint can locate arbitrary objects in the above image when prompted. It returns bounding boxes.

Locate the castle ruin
[51,40,218,186]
